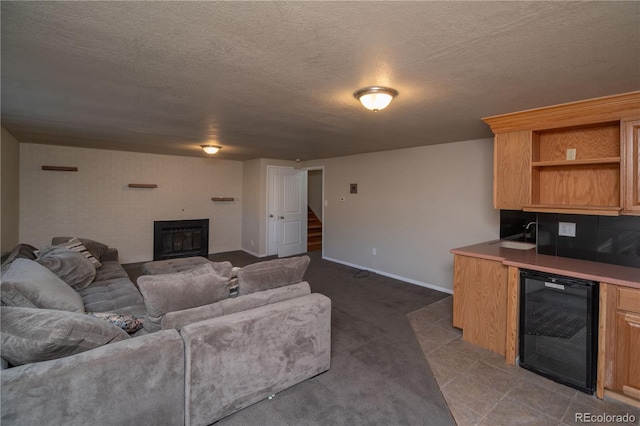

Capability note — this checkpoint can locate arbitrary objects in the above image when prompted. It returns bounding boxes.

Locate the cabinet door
[494,131,531,210]
[615,312,640,400]
[453,255,508,355]
[623,119,640,215]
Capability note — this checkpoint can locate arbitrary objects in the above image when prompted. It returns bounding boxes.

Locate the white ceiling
[2,1,639,161]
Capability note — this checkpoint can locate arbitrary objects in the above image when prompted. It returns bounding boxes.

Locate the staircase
[307,207,322,252]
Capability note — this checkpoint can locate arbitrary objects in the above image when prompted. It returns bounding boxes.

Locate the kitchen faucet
[523,221,537,242]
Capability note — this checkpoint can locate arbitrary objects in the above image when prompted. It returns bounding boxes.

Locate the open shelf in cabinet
[530,121,622,214]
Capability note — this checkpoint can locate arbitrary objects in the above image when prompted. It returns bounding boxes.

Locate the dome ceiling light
[353,86,398,112]
[201,145,222,154]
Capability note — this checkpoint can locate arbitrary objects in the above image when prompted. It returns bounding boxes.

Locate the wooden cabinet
[484,92,640,215]
[493,131,531,209]
[623,119,640,214]
[453,255,508,355]
[599,283,640,403]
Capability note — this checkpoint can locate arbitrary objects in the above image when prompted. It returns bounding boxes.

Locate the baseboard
[322,256,453,295]
[240,248,269,258]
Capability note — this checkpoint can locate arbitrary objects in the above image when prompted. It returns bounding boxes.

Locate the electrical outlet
[566,148,577,161]
[559,222,576,237]
[372,248,377,255]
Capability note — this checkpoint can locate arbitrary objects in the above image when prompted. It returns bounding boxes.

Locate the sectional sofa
[0,238,331,426]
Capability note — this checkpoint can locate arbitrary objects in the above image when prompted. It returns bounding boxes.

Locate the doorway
[306,168,324,252]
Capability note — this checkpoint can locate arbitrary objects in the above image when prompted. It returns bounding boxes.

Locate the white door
[267,167,308,257]
[277,168,307,257]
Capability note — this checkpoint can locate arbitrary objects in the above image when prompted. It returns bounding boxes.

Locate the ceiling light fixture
[353,86,398,112]
[201,145,222,154]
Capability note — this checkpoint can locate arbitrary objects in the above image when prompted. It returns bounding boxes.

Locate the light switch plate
[559,222,576,237]
[566,148,577,161]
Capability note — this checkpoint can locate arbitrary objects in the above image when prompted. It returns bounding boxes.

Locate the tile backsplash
[501,210,640,268]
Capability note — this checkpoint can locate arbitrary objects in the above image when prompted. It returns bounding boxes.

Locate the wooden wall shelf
[42,166,78,172]
[211,197,234,201]
[128,184,157,188]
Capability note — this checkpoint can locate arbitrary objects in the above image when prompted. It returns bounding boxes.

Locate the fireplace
[153,219,209,261]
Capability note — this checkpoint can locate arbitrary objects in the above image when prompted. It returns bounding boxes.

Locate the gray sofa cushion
[237,255,310,295]
[35,245,96,290]
[161,281,312,330]
[141,257,232,277]
[78,277,145,316]
[0,306,129,366]
[0,259,85,313]
[94,261,130,282]
[138,263,231,332]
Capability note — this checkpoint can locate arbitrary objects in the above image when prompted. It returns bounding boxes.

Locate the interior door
[277,168,307,257]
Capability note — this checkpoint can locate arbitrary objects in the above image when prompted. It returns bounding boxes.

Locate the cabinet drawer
[617,287,640,314]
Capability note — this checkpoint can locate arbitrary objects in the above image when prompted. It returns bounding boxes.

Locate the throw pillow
[35,245,96,291]
[137,263,231,332]
[0,306,129,366]
[88,312,144,334]
[237,255,310,296]
[51,237,109,260]
[0,259,85,313]
[56,237,103,269]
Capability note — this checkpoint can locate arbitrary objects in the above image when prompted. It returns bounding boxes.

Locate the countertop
[451,240,640,289]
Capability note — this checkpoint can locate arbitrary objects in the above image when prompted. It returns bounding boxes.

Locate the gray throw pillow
[0,259,85,313]
[36,245,96,291]
[237,255,310,296]
[55,237,103,269]
[137,263,231,332]
[0,306,129,366]
[51,237,109,264]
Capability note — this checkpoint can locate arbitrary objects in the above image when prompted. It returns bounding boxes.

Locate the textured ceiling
[2,1,639,161]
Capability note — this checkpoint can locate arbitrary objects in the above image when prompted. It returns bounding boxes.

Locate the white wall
[304,138,499,293]
[1,127,21,254]
[19,144,243,263]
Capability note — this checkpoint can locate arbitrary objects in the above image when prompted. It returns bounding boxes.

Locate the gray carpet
[127,251,455,425]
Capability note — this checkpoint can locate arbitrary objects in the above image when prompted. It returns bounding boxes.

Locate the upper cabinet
[484,92,640,216]
[623,119,640,214]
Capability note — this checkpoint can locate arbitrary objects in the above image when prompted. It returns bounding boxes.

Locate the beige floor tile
[462,360,524,396]
[426,342,478,374]
[441,375,503,416]
[444,338,495,360]
[484,397,557,425]
[412,322,461,354]
[507,379,573,420]
[519,369,579,400]
[445,394,485,426]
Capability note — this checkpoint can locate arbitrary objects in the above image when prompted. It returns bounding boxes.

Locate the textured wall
[19,144,242,263]
[304,138,500,293]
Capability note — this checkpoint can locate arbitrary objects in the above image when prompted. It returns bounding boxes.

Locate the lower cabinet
[600,283,640,402]
[453,255,508,355]
[615,311,640,400]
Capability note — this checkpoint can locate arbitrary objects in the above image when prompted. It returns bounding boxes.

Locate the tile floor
[407,296,640,426]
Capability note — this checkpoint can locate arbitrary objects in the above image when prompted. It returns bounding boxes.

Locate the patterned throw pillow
[58,238,102,269]
[88,312,144,334]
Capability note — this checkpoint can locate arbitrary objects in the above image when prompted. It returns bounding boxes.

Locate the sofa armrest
[161,281,312,330]
[101,247,119,262]
[181,293,331,426]
[1,330,185,426]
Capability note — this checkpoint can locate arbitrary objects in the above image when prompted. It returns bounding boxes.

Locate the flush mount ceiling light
[353,86,398,112]
[201,145,222,154]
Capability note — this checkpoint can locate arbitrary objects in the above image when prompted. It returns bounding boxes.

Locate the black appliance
[519,270,599,394]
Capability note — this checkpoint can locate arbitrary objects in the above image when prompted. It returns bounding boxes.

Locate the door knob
[279,216,285,219]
